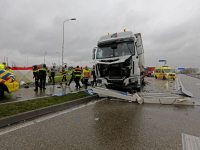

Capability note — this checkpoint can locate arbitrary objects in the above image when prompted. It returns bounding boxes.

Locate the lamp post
[56,52,60,72]
[62,18,76,68]
[44,51,47,64]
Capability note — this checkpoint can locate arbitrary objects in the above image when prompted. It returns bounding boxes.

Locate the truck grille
[109,67,122,79]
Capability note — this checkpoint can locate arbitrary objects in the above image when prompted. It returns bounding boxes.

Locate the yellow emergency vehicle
[0,69,19,99]
[154,66,176,80]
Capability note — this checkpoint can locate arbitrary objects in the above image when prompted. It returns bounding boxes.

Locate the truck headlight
[10,75,17,81]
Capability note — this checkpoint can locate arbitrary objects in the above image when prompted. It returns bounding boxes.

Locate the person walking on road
[68,67,75,86]
[33,65,41,91]
[49,67,55,85]
[39,64,47,90]
[74,66,82,89]
[0,62,6,70]
[91,65,97,87]
[83,66,90,89]
[60,67,68,85]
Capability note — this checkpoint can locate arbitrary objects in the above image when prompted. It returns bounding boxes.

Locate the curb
[0,95,99,128]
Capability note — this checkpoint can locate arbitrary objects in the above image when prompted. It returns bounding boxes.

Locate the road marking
[0,121,34,136]
[182,133,200,150]
[36,98,107,123]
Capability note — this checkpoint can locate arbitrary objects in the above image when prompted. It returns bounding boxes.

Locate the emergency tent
[11,67,48,83]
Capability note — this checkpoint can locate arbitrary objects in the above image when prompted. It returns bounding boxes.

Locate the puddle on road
[0,83,89,104]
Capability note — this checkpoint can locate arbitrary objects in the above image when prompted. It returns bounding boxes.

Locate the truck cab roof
[98,31,136,46]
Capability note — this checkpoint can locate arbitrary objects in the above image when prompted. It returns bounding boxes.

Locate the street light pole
[62,18,76,68]
[56,52,60,71]
[44,51,47,64]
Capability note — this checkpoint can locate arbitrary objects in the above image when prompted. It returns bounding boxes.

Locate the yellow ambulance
[0,69,19,99]
[154,66,176,80]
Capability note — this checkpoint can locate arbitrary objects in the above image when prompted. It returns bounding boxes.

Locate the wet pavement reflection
[0,82,91,104]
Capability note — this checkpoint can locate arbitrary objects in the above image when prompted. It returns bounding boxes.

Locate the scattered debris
[24,86,29,88]
[57,86,61,88]
[85,90,95,95]
[53,93,67,96]
[95,118,99,120]
[77,119,81,121]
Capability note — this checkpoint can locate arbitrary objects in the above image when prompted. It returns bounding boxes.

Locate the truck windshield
[164,69,172,73]
[96,42,134,59]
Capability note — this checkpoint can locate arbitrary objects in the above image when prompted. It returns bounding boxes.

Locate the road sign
[178,68,185,70]
[159,60,165,62]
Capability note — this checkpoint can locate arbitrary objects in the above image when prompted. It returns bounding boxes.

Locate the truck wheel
[0,87,4,100]
[163,76,166,80]
[155,76,157,79]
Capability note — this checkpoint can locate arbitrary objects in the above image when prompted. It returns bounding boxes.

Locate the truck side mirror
[136,42,143,55]
[136,47,143,55]
[92,48,96,60]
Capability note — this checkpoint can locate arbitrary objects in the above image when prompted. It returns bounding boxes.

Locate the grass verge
[0,91,90,119]
[48,75,71,83]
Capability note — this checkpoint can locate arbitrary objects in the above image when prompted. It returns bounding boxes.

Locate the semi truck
[92,30,145,92]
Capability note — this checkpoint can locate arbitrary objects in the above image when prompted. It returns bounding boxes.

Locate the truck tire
[0,87,4,100]
[163,76,166,80]
[155,76,157,79]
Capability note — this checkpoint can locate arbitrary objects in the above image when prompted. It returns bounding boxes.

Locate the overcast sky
[0,0,200,69]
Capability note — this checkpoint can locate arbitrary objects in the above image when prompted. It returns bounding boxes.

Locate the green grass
[48,75,72,83]
[0,91,90,119]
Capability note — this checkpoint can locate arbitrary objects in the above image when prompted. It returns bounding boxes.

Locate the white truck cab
[92,31,145,92]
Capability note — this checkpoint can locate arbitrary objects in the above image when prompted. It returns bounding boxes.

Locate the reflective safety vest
[0,64,5,70]
[8,69,13,73]
[62,69,67,76]
[83,69,90,79]
[74,68,82,77]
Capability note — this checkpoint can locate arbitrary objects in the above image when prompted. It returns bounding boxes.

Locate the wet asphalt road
[0,82,91,104]
[0,98,200,150]
[1,75,200,149]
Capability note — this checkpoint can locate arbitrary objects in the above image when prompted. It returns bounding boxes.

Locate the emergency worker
[0,62,6,70]
[91,65,97,87]
[68,67,75,86]
[39,64,47,90]
[33,65,41,91]
[74,66,82,89]
[83,66,90,89]
[7,66,13,73]
[49,67,55,85]
[60,67,68,85]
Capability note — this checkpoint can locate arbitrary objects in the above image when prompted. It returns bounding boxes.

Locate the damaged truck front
[92,31,145,92]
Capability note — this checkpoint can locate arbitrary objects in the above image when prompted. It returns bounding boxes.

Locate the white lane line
[36,98,107,123]
[0,121,34,136]
[182,133,200,150]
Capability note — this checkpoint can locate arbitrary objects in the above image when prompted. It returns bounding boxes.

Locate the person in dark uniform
[49,67,55,85]
[68,67,75,86]
[39,64,47,90]
[91,65,97,87]
[33,65,41,91]
[74,66,82,89]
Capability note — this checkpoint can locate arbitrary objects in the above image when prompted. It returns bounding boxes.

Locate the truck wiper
[126,43,133,55]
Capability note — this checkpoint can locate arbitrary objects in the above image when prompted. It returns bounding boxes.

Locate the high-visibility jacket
[91,68,96,77]
[50,69,55,77]
[74,68,82,77]
[8,69,13,73]
[0,64,5,70]
[39,67,47,77]
[33,69,39,78]
[70,69,75,77]
[83,69,91,79]
[62,69,68,76]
